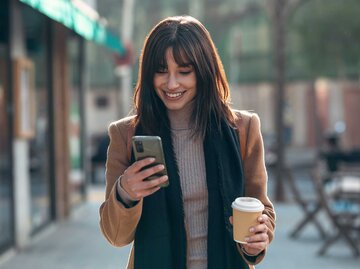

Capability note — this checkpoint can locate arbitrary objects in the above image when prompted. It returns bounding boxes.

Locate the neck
[167,104,193,130]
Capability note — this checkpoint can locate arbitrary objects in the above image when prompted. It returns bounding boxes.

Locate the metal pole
[119,0,135,117]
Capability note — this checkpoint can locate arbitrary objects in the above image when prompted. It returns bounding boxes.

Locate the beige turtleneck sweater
[168,107,208,269]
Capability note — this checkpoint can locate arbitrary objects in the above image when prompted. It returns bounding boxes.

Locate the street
[0,183,359,269]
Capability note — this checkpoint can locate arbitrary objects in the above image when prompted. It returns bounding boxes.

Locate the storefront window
[22,7,51,232]
[0,0,14,252]
[68,34,85,207]
[0,45,13,251]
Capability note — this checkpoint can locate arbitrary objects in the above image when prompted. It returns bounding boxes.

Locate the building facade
[0,0,124,255]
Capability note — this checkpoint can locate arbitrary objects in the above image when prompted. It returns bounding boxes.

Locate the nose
[167,74,179,90]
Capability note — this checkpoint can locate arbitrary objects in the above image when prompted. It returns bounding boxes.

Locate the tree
[291,0,360,78]
[265,0,307,202]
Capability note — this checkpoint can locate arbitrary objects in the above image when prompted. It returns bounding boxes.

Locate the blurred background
[0,0,359,268]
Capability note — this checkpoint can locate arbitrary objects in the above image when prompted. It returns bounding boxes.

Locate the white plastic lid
[231,197,264,212]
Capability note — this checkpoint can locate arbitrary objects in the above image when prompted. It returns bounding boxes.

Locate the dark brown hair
[133,15,236,138]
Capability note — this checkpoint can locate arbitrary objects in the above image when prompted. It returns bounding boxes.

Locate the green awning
[20,0,125,55]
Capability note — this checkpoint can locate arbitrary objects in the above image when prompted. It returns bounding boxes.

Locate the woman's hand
[229,214,270,256]
[120,157,168,200]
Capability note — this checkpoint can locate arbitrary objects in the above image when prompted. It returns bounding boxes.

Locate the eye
[179,66,194,75]
[179,70,192,75]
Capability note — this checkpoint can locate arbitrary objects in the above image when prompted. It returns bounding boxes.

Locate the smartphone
[132,136,169,187]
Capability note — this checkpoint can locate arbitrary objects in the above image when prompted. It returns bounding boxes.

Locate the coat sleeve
[236,112,276,265]
[99,120,142,247]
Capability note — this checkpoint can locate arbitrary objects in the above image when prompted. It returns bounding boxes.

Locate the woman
[99,15,275,269]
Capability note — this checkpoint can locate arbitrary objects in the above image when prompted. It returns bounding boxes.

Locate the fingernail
[149,158,155,162]
[249,228,255,233]
[245,237,250,242]
[258,217,263,222]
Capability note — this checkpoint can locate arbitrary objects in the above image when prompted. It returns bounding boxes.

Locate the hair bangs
[150,41,170,73]
[172,43,194,67]
[152,44,194,72]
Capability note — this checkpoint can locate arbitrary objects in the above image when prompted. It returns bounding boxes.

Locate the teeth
[165,92,183,98]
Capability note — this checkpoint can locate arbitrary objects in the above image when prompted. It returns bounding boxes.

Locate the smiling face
[153,48,197,112]
[134,16,233,138]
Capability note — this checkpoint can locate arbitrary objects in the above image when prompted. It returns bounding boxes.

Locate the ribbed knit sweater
[168,107,208,269]
[171,128,208,269]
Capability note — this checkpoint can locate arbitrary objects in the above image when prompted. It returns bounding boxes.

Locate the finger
[257,214,269,223]
[138,164,165,180]
[229,216,233,225]
[142,175,168,189]
[245,232,269,244]
[126,175,168,197]
[243,241,267,254]
[127,157,156,173]
[249,223,268,234]
[244,233,269,254]
[124,163,165,185]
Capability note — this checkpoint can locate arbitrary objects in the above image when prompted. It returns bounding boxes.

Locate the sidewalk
[0,186,131,269]
[0,185,358,269]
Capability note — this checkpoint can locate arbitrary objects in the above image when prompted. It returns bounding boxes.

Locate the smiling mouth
[164,91,185,98]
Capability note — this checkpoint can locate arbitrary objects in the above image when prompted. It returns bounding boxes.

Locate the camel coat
[99,110,276,269]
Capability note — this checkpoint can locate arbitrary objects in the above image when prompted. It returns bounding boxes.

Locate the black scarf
[132,116,249,269]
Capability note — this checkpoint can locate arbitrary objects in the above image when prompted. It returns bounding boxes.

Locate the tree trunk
[273,0,286,202]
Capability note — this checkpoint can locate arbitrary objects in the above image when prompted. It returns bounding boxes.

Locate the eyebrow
[157,63,193,68]
[178,63,192,67]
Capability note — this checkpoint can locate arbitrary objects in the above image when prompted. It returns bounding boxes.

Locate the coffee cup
[231,197,264,244]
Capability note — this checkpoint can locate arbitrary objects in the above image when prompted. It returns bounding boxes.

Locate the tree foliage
[291,0,360,78]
